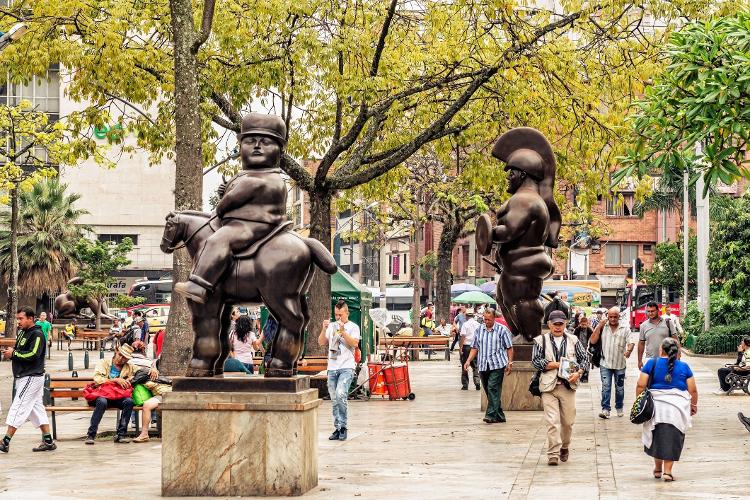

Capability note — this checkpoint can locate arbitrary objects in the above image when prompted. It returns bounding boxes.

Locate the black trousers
[718,367,735,391]
[460,345,479,388]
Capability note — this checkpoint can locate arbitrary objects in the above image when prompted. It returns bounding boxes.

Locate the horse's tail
[304,238,337,274]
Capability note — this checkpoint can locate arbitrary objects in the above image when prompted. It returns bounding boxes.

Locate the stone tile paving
[0,346,747,499]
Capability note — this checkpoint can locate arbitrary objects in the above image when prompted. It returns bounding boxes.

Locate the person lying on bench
[86,344,147,445]
[716,337,750,395]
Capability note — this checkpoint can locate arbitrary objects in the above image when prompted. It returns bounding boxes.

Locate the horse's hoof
[265,368,295,378]
[185,367,213,377]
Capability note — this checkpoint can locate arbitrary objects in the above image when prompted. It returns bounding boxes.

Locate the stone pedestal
[479,361,542,411]
[161,376,321,497]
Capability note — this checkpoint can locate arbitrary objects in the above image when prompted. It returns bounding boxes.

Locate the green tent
[330,269,374,357]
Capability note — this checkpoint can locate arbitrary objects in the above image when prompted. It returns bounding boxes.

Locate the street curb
[683,349,735,359]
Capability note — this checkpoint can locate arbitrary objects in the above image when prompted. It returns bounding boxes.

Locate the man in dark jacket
[0,307,56,453]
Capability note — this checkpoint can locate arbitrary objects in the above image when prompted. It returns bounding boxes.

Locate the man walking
[0,307,56,453]
[319,299,360,441]
[450,305,467,352]
[35,312,52,342]
[532,310,588,466]
[589,306,634,418]
[638,301,678,369]
[463,308,513,423]
[459,309,481,390]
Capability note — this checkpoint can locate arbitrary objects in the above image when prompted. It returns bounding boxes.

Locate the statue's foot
[264,358,296,378]
[185,359,214,377]
[173,281,207,304]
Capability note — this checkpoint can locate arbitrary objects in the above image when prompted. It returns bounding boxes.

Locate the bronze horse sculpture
[160,210,337,377]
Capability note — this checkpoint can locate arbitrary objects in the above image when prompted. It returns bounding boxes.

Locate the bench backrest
[49,378,93,400]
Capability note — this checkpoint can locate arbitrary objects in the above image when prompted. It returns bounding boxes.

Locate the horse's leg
[185,298,223,377]
[263,294,306,377]
[213,303,233,376]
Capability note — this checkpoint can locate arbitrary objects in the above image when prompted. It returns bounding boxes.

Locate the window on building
[643,244,653,253]
[606,192,636,217]
[605,243,639,266]
[98,234,139,246]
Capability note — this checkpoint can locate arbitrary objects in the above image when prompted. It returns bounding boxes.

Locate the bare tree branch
[281,153,314,192]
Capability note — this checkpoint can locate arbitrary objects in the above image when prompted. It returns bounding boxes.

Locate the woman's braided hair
[661,337,680,383]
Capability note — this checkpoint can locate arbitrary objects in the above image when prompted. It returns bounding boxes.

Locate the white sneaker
[714,389,730,395]
[599,410,610,419]
[616,409,624,417]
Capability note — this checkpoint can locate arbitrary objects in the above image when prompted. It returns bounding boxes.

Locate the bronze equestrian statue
[164,113,337,377]
[476,128,561,342]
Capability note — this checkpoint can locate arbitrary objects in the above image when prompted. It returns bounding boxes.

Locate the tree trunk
[5,185,19,338]
[411,216,422,335]
[160,0,205,376]
[306,189,333,357]
[435,216,462,322]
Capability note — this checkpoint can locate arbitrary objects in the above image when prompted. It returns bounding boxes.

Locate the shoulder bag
[630,358,657,424]
[529,335,547,397]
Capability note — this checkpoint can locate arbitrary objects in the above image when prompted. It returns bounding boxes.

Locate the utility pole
[682,166,689,319]
[695,143,710,331]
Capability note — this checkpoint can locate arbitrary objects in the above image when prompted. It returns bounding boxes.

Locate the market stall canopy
[479,281,497,295]
[451,291,497,305]
[450,283,481,296]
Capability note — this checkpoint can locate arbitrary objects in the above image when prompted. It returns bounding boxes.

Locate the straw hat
[118,344,134,360]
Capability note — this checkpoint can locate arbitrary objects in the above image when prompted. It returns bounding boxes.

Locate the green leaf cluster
[69,237,133,301]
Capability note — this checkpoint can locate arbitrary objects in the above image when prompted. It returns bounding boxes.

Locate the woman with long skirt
[635,337,698,482]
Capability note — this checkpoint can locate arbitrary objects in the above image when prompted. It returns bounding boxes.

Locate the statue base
[479,361,542,411]
[161,378,320,497]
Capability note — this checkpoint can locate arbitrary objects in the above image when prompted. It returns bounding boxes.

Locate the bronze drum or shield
[476,213,494,256]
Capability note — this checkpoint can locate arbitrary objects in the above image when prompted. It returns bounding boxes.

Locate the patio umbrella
[451,283,481,295]
[479,281,497,295]
[452,291,497,305]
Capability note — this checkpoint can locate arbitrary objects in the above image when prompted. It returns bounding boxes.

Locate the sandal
[663,473,674,482]
[133,435,150,443]
[653,469,662,479]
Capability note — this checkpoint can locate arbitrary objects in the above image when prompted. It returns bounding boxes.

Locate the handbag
[354,346,362,364]
[529,334,547,397]
[630,358,658,424]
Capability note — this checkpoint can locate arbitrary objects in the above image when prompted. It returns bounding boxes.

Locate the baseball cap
[548,310,567,324]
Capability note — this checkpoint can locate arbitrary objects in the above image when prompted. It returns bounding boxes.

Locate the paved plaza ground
[0,345,748,499]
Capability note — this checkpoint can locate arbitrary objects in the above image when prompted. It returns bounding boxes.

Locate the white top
[435,324,451,336]
[553,335,564,351]
[232,332,258,364]
[460,318,480,346]
[326,321,361,370]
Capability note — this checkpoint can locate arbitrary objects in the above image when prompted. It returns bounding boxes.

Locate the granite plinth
[172,375,310,393]
[479,361,543,411]
[161,388,320,497]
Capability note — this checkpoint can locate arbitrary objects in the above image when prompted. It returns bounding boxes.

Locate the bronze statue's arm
[492,200,532,243]
[216,178,256,216]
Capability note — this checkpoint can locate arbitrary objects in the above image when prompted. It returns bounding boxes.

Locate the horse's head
[161,211,181,254]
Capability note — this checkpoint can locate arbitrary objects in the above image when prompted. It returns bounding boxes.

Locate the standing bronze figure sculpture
[163,113,337,377]
[476,127,561,342]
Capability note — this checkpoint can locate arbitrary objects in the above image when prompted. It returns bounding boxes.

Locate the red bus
[617,283,680,331]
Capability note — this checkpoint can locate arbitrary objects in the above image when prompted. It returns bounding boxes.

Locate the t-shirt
[459,318,480,346]
[454,313,467,330]
[232,332,258,364]
[435,324,451,336]
[639,318,674,358]
[642,357,693,391]
[325,321,361,370]
[35,320,52,340]
[109,365,122,379]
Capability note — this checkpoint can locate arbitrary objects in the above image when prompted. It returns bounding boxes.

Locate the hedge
[692,323,750,355]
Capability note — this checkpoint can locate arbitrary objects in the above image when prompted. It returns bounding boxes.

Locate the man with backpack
[637,301,678,370]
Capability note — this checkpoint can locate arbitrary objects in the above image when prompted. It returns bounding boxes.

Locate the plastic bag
[132,384,153,406]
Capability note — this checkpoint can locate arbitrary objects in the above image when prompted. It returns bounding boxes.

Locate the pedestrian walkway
[0,348,747,498]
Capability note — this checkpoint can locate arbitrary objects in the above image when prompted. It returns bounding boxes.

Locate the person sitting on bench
[716,336,750,395]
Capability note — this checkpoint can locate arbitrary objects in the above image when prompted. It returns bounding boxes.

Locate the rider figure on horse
[173,113,288,304]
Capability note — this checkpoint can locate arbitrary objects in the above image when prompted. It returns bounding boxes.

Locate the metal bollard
[43,373,51,405]
[84,350,89,369]
[100,349,105,359]
[71,370,79,400]
[68,351,73,371]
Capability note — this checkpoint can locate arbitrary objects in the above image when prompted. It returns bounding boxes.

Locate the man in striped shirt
[463,308,514,423]
[589,306,634,418]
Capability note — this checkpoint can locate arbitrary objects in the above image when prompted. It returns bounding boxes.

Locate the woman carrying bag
[634,337,698,482]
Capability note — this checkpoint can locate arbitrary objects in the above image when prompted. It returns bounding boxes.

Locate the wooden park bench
[0,336,53,359]
[45,376,160,440]
[55,330,109,351]
[378,335,451,361]
[250,355,329,375]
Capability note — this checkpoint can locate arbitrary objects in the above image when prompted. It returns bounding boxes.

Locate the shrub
[683,301,704,341]
[692,323,750,355]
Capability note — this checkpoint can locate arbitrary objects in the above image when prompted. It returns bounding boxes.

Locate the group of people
[458,299,699,480]
[0,307,171,453]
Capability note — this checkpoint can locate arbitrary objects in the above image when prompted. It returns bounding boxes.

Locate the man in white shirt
[459,309,481,391]
[318,299,361,442]
[589,306,634,418]
[434,318,451,336]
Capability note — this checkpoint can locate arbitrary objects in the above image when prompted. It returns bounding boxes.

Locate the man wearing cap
[459,309,481,390]
[86,344,137,444]
[174,113,288,304]
[532,310,589,466]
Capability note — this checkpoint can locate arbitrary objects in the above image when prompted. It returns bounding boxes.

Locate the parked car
[129,279,172,304]
[123,304,170,333]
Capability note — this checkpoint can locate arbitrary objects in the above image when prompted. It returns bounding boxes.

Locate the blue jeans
[600,367,626,411]
[327,368,354,430]
[88,397,134,438]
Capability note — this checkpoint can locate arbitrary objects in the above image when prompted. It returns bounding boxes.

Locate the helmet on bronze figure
[238,113,287,147]
[491,127,561,249]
